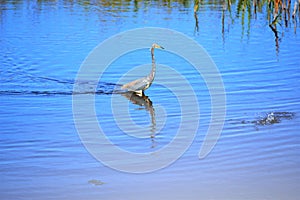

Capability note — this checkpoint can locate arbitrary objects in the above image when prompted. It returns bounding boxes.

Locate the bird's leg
[135,90,143,97]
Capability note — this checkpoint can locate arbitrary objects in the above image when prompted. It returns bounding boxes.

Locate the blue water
[1,1,300,199]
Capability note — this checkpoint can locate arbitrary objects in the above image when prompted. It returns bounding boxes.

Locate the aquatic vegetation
[191,0,300,47]
[216,0,300,52]
[292,0,300,18]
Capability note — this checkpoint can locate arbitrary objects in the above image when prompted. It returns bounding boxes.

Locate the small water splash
[253,112,295,126]
[230,111,296,127]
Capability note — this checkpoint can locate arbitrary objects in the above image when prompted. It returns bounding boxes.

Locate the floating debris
[88,179,105,186]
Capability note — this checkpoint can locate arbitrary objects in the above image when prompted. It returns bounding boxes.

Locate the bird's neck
[149,47,156,81]
[151,47,155,60]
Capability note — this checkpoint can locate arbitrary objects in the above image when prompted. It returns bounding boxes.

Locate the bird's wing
[121,77,148,91]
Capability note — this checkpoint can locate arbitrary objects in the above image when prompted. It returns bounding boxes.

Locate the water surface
[1,0,300,199]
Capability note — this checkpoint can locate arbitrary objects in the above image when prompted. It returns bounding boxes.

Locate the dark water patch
[0,90,73,96]
[34,76,74,85]
[0,81,124,96]
[88,179,105,186]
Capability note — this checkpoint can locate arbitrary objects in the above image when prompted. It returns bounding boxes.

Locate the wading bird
[121,43,164,95]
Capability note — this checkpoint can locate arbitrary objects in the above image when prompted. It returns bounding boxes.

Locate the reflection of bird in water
[194,0,200,33]
[121,43,164,95]
[194,12,199,34]
[121,91,157,147]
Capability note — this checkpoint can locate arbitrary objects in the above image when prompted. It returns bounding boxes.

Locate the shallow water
[1,1,300,199]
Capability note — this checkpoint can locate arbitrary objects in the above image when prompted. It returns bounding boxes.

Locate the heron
[121,43,164,95]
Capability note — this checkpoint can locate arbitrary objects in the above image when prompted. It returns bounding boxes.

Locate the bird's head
[152,43,164,49]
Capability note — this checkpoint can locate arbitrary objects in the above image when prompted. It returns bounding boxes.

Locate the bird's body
[122,76,152,93]
[121,43,164,95]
